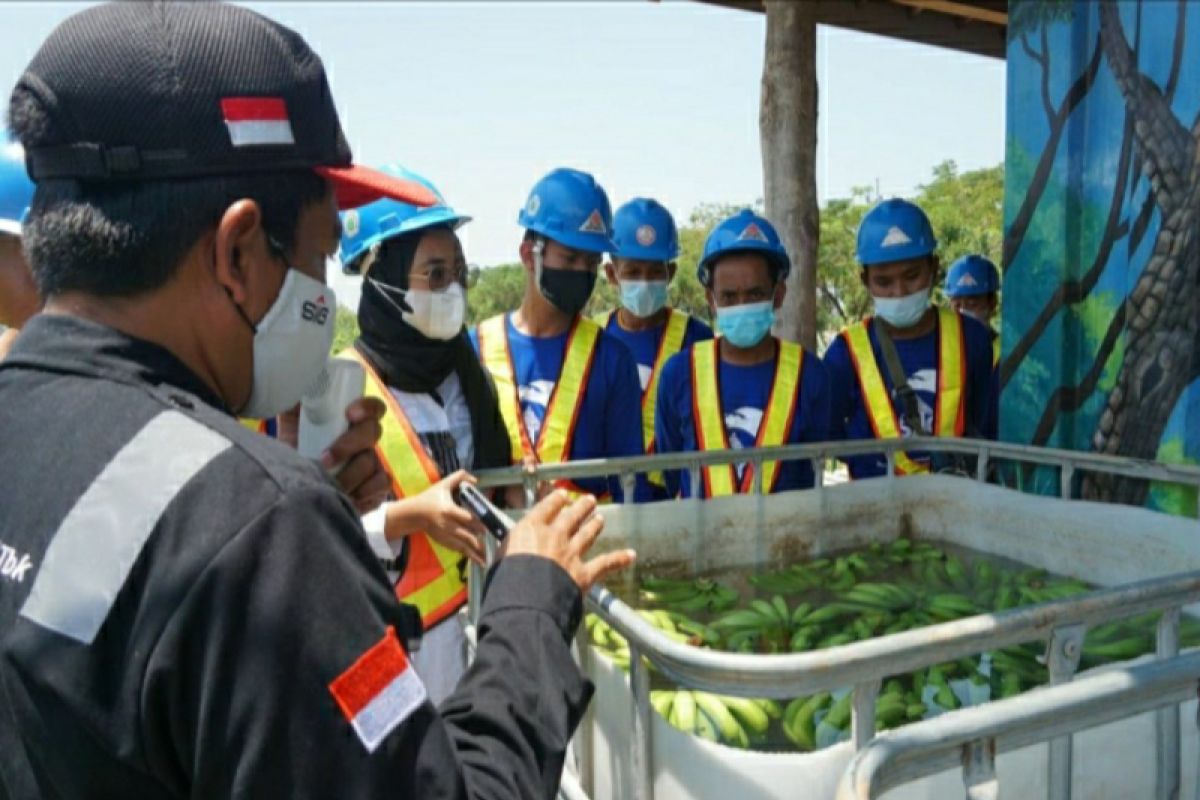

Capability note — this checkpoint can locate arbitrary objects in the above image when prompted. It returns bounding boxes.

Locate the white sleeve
[360,503,406,583]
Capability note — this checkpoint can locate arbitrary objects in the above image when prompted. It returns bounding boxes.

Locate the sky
[0,1,1005,310]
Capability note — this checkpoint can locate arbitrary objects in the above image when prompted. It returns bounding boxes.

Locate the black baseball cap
[12,1,436,210]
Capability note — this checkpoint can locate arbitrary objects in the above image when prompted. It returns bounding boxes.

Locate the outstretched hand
[502,491,635,592]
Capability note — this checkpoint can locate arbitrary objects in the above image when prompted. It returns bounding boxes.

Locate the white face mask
[873,287,931,329]
[240,268,337,419]
[402,283,466,341]
[368,278,466,341]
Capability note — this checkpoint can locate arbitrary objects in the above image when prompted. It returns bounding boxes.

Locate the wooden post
[760,0,819,350]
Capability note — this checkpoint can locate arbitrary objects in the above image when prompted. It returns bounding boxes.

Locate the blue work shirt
[599,311,713,393]
[823,311,995,479]
[601,310,712,500]
[469,314,649,502]
[653,340,831,498]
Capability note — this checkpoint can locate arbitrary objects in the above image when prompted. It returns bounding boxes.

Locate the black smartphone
[455,483,512,542]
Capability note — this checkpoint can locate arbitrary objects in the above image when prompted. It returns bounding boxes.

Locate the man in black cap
[0,3,634,798]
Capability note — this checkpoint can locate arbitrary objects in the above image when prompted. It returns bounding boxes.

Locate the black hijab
[355,227,512,471]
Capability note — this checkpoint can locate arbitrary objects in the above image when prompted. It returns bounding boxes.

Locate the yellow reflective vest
[595,309,690,487]
[477,313,602,498]
[691,338,804,497]
[840,307,966,476]
[343,348,467,630]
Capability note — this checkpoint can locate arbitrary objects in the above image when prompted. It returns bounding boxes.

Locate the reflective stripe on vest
[596,309,690,488]
[477,314,603,497]
[239,418,269,434]
[690,338,803,498]
[343,348,467,629]
[841,307,966,476]
[992,334,1000,369]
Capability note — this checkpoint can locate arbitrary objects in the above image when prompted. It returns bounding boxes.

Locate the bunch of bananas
[585,609,722,672]
[612,540,1200,755]
[639,576,739,613]
[651,689,781,749]
[711,595,853,653]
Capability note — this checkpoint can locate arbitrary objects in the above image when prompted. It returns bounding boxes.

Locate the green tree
[466,263,527,324]
[331,304,360,354]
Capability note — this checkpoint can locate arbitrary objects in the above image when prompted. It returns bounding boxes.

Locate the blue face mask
[619,279,669,319]
[715,301,775,348]
[873,287,931,329]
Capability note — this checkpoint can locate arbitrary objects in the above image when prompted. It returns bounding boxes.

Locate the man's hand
[322,397,390,514]
[389,470,487,566]
[503,491,635,592]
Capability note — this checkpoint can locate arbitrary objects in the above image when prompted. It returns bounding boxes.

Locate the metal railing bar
[585,570,1200,700]
[835,651,1200,800]
[473,436,1200,491]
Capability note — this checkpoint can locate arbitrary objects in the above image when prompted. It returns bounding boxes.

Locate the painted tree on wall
[1001,0,1197,507]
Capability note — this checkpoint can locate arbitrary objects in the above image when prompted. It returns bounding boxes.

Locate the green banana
[783,693,829,750]
[693,691,746,746]
[692,700,721,742]
[752,697,783,720]
[719,694,771,737]
[650,690,675,719]
[669,689,697,733]
[823,692,854,731]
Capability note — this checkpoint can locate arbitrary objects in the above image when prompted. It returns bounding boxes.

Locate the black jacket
[0,314,591,799]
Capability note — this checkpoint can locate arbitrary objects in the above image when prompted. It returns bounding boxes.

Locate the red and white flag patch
[329,627,426,753]
[220,97,296,147]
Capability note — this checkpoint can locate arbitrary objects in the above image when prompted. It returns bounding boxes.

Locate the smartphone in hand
[455,483,512,542]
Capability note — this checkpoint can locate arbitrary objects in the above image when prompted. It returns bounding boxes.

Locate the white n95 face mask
[369,279,466,341]
[240,268,337,419]
[873,288,931,329]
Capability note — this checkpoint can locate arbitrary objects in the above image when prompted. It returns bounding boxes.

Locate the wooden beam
[698,0,1005,60]
[889,0,1007,28]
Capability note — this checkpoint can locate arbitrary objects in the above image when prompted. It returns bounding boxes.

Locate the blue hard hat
[339,164,470,274]
[945,254,1000,297]
[696,209,791,286]
[517,167,613,254]
[856,198,937,266]
[611,198,679,262]
[0,130,34,236]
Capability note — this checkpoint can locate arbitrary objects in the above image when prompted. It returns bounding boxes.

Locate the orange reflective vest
[477,314,602,498]
[343,348,467,630]
[690,338,804,498]
[595,309,690,487]
[841,307,966,476]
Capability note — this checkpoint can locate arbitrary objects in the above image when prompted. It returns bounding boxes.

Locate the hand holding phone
[454,483,512,542]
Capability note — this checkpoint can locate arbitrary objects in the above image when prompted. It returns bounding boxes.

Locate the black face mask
[538,263,597,316]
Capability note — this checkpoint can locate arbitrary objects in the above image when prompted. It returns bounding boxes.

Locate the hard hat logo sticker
[343,210,360,238]
[579,209,607,234]
[957,273,978,287]
[881,226,913,248]
[635,225,657,246]
[738,222,768,243]
[526,194,541,217]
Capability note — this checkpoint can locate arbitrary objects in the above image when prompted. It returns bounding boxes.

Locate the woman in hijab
[339,165,514,704]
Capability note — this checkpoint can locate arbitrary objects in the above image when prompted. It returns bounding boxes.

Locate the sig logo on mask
[302,294,331,325]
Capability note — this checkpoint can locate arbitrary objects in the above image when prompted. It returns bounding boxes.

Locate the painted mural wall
[1001,0,1200,514]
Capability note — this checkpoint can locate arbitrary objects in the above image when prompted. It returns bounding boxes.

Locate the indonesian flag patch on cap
[329,627,426,753]
[220,97,295,147]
